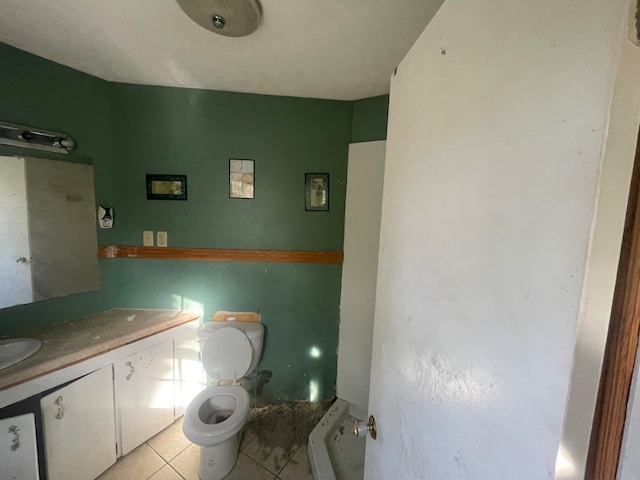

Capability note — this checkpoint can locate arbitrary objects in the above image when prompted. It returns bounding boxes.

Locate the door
[114,340,174,455]
[25,157,99,301]
[0,413,39,480]
[0,156,32,308]
[363,1,628,477]
[41,366,117,480]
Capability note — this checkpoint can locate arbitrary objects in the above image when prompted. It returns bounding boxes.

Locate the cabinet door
[115,339,174,455]
[174,323,205,418]
[41,365,116,480]
[0,413,39,480]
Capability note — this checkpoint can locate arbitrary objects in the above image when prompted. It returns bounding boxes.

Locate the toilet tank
[198,321,264,375]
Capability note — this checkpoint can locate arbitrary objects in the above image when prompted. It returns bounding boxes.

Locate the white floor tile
[225,453,276,480]
[242,435,297,475]
[169,444,200,480]
[97,444,165,480]
[148,465,183,480]
[97,403,329,480]
[240,427,257,451]
[279,445,313,480]
[148,417,191,462]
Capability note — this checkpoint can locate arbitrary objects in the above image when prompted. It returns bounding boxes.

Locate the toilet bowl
[182,321,264,480]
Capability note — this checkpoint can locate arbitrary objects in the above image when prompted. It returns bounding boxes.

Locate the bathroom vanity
[0,309,203,480]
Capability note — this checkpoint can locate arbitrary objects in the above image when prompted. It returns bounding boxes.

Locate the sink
[0,338,42,371]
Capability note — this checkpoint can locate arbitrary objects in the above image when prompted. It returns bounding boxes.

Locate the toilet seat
[202,328,252,383]
[183,385,250,445]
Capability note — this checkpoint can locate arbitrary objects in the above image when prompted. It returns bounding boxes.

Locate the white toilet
[182,320,264,480]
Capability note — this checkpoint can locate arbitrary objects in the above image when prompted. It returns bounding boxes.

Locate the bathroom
[4,1,640,480]
[0,48,389,394]
[0,0,398,477]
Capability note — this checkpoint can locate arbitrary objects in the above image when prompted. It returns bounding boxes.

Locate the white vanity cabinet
[0,413,39,480]
[114,339,175,455]
[40,365,117,480]
[0,311,203,479]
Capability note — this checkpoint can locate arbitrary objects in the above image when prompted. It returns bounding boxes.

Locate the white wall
[364,0,638,478]
[336,141,385,413]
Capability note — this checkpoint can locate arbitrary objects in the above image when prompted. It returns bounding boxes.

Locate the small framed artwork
[229,159,255,199]
[305,173,329,211]
[146,174,187,200]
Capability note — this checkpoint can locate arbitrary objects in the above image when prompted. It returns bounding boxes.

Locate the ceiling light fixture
[177,0,263,37]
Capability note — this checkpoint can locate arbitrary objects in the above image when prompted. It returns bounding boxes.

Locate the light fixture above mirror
[0,120,76,154]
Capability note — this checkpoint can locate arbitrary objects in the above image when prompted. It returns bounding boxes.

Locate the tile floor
[97,416,314,480]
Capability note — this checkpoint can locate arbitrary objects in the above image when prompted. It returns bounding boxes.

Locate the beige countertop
[0,308,200,392]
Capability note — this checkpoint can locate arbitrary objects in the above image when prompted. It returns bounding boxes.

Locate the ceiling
[0,0,441,101]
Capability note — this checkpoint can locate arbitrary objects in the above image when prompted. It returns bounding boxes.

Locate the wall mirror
[0,155,99,309]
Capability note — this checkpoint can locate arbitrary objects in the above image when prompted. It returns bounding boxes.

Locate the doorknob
[16,257,27,264]
[353,415,377,440]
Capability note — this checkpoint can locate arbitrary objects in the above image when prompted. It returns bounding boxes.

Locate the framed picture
[146,174,187,200]
[305,173,329,211]
[229,159,255,199]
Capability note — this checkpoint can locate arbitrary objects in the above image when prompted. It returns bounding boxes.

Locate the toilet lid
[201,328,252,380]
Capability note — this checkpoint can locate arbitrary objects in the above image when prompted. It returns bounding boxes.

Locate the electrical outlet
[143,231,154,246]
[157,231,168,248]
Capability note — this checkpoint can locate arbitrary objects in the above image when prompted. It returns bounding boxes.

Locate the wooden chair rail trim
[98,245,344,264]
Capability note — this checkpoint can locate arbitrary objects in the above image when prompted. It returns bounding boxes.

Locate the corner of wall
[351,95,390,143]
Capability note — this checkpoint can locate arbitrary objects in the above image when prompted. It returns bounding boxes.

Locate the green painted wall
[105,83,352,402]
[351,95,389,143]
[0,43,387,403]
[0,43,116,334]
[100,259,342,402]
[108,84,351,251]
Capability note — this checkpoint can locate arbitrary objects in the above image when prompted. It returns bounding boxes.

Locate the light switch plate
[143,231,154,246]
[157,231,168,248]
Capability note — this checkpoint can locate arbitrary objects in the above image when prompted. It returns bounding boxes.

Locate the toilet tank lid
[199,321,264,341]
